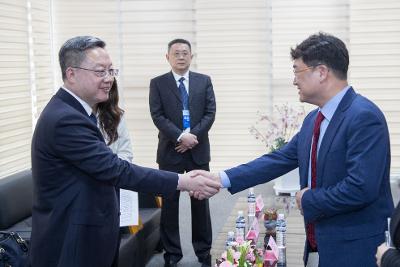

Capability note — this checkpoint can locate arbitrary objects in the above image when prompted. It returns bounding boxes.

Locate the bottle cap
[228,231,235,237]
[238,210,243,216]
[249,187,254,194]
[278,213,285,220]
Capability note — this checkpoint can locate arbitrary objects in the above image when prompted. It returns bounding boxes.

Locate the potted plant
[249,104,305,196]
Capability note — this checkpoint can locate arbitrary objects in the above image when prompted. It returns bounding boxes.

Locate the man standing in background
[149,38,216,267]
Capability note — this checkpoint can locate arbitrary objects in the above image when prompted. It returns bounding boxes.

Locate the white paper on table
[119,189,138,227]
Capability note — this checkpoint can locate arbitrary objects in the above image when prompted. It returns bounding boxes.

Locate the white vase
[273,168,300,196]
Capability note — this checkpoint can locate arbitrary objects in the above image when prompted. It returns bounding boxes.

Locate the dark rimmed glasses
[72,67,119,78]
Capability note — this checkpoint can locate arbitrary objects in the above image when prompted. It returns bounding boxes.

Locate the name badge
[182,109,190,131]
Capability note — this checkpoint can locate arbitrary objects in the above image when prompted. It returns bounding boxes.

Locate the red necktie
[306,111,325,251]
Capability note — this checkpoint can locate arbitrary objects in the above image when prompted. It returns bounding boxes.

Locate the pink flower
[233,251,241,261]
[246,251,256,262]
[219,261,234,267]
[221,251,227,260]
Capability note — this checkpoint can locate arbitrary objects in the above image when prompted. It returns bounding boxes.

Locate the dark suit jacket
[225,88,394,267]
[149,71,216,166]
[30,89,178,267]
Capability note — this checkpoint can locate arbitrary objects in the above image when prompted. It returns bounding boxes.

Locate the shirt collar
[61,86,93,116]
[319,85,351,122]
[172,70,189,82]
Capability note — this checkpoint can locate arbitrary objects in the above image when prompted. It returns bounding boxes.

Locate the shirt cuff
[219,171,231,188]
[177,133,185,142]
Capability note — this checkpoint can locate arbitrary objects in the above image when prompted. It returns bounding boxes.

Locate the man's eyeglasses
[72,67,119,78]
[293,64,322,75]
[172,52,190,58]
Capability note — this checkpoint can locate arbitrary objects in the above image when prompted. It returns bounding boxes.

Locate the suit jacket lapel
[56,88,87,116]
[166,71,183,104]
[55,88,106,143]
[188,71,198,106]
[300,112,316,188]
[316,87,356,187]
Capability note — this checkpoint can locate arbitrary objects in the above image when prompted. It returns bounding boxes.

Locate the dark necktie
[306,111,325,251]
[178,77,189,110]
[89,113,97,125]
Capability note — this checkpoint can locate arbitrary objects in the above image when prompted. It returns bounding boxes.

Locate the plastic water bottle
[276,213,286,247]
[225,231,236,249]
[386,217,392,247]
[277,246,287,266]
[247,187,256,225]
[276,213,287,265]
[235,210,246,242]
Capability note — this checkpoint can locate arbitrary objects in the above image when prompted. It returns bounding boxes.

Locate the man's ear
[318,65,329,82]
[65,67,76,83]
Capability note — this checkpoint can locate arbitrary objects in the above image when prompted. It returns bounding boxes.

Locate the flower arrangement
[216,240,264,267]
[249,104,305,152]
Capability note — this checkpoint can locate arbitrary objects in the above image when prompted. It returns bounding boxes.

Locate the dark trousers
[159,153,212,263]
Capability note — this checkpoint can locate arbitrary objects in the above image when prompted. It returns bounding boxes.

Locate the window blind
[349,0,400,172]
[195,0,271,170]
[51,0,120,85]
[30,0,54,118]
[119,0,195,167]
[1,0,399,178]
[270,0,349,110]
[0,1,32,177]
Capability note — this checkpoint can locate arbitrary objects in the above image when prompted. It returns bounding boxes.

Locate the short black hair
[168,38,191,52]
[290,32,349,80]
[59,36,106,80]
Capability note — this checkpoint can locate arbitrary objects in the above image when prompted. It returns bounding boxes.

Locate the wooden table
[211,196,306,266]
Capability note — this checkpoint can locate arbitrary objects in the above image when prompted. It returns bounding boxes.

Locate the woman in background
[96,78,133,162]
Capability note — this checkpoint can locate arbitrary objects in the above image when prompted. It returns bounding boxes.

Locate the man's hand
[177,170,221,200]
[176,133,198,153]
[175,143,189,153]
[189,170,221,199]
[376,242,391,267]
[295,187,309,215]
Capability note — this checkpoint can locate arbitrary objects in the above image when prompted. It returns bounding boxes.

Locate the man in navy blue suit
[199,33,394,267]
[30,36,221,267]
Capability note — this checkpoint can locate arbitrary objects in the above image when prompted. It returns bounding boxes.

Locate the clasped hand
[175,133,198,153]
[178,170,221,200]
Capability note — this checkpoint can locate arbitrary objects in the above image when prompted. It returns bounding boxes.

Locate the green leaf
[270,137,287,152]
[227,248,234,263]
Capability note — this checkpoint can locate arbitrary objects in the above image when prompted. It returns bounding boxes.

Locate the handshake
[177,170,222,200]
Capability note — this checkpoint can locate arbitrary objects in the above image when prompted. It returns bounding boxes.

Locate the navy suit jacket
[149,71,216,166]
[225,88,394,266]
[30,89,178,267]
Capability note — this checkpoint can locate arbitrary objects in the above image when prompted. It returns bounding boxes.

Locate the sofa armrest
[0,169,33,230]
[119,208,162,267]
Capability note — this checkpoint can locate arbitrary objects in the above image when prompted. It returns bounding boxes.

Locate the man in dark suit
[149,38,216,267]
[30,36,220,267]
[199,33,394,267]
